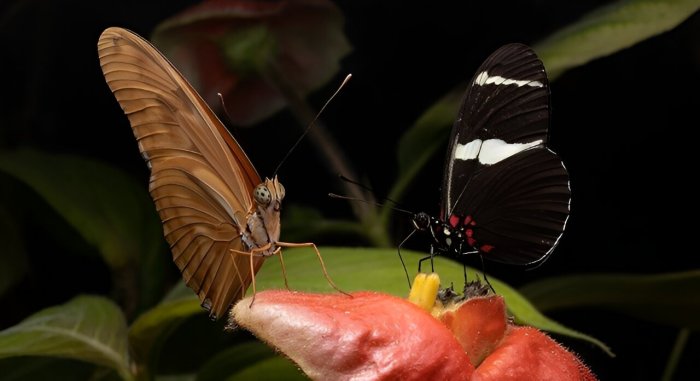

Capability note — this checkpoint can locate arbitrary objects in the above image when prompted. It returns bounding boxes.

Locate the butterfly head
[412,212,431,231]
[254,176,286,209]
[252,176,285,241]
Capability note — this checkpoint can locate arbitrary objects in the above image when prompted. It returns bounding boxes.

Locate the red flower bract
[438,296,508,366]
[437,295,597,381]
[231,289,597,380]
[231,291,474,380]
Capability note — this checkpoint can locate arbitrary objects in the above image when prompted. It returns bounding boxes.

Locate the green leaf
[502,286,615,357]
[0,295,132,381]
[519,271,700,330]
[254,246,415,294]
[0,149,167,310]
[156,313,236,375]
[224,356,307,381]
[0,357,96,381]
[0,149,162,269]
[161,282,198,303]
[535,0,700,79]
[220,25,277,76]
[156,375,196,381]
[128,285,202,371]
[0,205,28,297]
[196,341,280,381]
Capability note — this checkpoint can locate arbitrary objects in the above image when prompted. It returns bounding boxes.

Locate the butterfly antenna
[337,174,374,192]
[330,189,416,289]
[328,193,414,216]
[273,74,352,177]
[336,174,409,211]
[217,93,236,126]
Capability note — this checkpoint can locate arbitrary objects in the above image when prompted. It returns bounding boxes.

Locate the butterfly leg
[417,255,431,273]
[244,244,291,292]
[459,249,493,292]
[275,246,291,290]
[397,229,417,289]
[276,242,351,297]
[417,246,437,273]
[230,244,273,307]
[478,254,496,294]
[249,247,258,306]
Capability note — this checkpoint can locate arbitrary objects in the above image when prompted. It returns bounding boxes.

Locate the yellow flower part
[407,273,441,312]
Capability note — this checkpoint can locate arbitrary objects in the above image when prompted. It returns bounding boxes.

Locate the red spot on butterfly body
[480,244,495,253]
[449,215,460,228]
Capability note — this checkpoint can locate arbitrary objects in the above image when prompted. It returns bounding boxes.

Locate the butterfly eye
[254,184,272,205]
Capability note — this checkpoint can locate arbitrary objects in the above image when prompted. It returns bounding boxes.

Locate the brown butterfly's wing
[98,27,263,320]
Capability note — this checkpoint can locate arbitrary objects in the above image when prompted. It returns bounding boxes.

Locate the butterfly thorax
[243,176,285,256]
[413,212,492,256]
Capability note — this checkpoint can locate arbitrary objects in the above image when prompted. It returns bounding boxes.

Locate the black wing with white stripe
[439,44,570,265]
[441,44,550,218]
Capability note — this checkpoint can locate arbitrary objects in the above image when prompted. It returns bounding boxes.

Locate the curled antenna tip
[217,93,235,125]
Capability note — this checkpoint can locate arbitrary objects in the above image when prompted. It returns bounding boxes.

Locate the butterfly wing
[98,27,263,319]
[441,44,569,265]
[456,147,569,264]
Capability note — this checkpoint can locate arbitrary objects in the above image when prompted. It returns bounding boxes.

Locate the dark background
[1,1,699,380]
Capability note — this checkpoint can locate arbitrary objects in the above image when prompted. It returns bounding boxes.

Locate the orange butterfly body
[98,27,293,320]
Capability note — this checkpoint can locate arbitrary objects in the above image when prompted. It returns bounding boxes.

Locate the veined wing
[98,27,263,319]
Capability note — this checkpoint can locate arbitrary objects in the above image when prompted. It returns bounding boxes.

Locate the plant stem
[113,264,139,321]
[661,328,689,381]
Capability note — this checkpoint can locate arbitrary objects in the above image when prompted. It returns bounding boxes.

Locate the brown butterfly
[98,27,340,320]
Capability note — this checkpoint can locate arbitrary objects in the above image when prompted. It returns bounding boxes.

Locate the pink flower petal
[475,327,597,381]
[231,290,474,381]
[438,296,509,365]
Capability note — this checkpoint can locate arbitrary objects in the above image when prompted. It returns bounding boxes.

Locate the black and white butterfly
[408,43,570,274]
